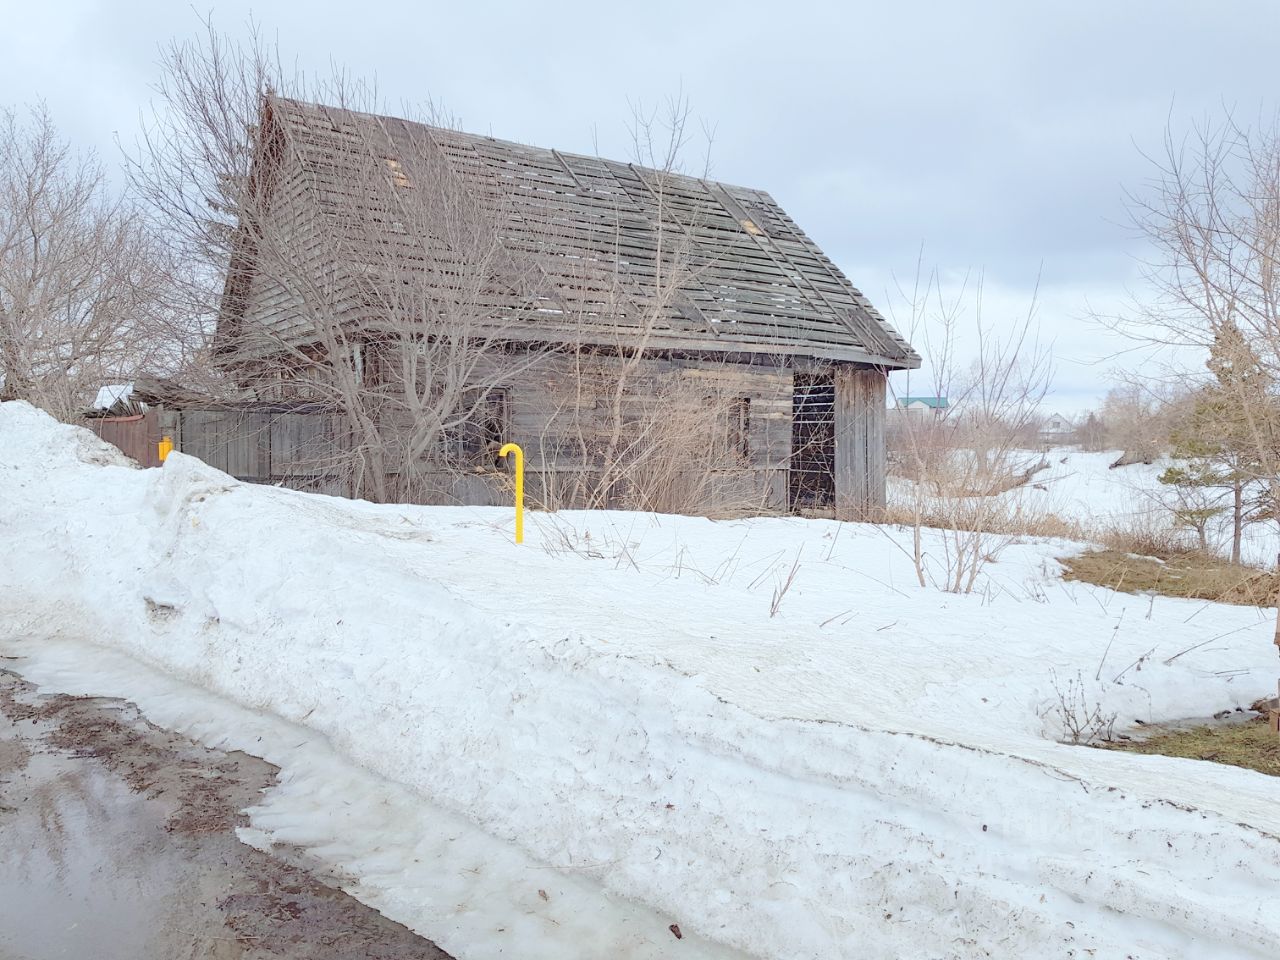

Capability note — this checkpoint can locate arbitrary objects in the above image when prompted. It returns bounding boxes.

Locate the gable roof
[219,97,919,369]
[897,396,948,409]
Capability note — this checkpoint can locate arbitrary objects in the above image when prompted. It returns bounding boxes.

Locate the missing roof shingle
[383,156,412,188]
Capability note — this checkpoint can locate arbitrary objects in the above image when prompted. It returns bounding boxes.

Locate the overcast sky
[4,1,1277,411]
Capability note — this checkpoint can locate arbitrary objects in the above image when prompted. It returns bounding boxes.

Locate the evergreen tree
[1158,321,1276,563]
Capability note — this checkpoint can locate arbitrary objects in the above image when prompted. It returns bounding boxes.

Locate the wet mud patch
[0,668,452,959]
[1104,704,1280,778]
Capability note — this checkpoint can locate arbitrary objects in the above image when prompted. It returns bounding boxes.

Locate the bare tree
[127,20,572,502]
[0,104,180,420]
[1073,410,1107,451]
[531,98,778,517]
[1115,112,1280,655]
[233,103,573,502]
[1097,384,1174,464]
[885,263,1054,592]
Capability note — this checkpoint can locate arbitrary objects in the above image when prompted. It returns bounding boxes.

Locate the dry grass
[881,502,1088,541]
[1104,715,1280,777]
[1059,548,1278,606]
[1095,513,1197,558]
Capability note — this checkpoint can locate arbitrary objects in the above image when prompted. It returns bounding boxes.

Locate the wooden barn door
[833,367,887,519]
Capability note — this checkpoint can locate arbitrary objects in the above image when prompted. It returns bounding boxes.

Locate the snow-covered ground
[893,446,1280,566]
[2,400,1279,959]
[1013,447,1173,522]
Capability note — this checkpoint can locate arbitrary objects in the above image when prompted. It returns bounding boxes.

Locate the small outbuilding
[214,97,920,516]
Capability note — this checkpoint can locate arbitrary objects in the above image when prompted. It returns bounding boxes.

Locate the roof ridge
[271,95,777,200]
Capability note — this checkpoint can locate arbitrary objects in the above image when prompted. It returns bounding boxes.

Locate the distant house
[212,97,921,515]
[1040,412,1074,445]
[896,396,949,416]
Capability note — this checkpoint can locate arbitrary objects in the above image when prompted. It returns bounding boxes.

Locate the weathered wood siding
[86,411,163,467]
[91,359,891,519]
[170,408,347,496]
[833,366,887,518]
[526,353,793,512]
[377,351,794,512]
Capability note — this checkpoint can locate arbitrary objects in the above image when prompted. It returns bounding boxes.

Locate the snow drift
[2,400,1279,959]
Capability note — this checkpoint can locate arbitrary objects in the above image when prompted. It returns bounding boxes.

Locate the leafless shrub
[533,514,640,570]
[884,265,1053,593]
[881,502,1088,542]
[1045,669,1117,745]
[532,356,779,518]
[1095,511,1197,558]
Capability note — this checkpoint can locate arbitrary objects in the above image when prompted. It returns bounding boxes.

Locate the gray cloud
[4,0,1276,409]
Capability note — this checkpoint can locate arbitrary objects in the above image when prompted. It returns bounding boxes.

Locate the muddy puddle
[0,669,451,959]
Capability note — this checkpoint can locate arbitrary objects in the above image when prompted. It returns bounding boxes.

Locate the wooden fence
[88,406,347,495]
[87,411,164,468]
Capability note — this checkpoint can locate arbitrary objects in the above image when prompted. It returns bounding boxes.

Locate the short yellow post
[157,435,174,463]
[498,442,524,544]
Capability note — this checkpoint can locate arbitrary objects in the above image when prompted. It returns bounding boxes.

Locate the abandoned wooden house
[213,96,920,515]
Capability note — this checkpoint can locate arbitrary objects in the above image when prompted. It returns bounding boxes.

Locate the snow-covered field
[998,447,1277,565]
[2,400,1279,959]
[1006,447,1175,523]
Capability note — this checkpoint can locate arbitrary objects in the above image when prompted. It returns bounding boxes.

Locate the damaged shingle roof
[222,97,919,368]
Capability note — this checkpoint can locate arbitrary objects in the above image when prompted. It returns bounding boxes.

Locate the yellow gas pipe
[498,442,524,544]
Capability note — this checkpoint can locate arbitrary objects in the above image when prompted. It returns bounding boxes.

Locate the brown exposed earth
[1103,702,1280,778]
[0,665,452,960]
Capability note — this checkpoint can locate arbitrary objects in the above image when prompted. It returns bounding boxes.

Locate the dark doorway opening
[790,374,835,510]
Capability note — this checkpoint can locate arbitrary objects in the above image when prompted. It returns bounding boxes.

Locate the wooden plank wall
[86,411,162,467]
[87,361,893,519]
[833,366,887,519]
[172,408,348,496]
[497,352,792,512]
[95,357,791,511]
[370,352,793,512]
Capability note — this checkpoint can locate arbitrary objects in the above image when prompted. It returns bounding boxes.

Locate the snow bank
[3,400,1280,959]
